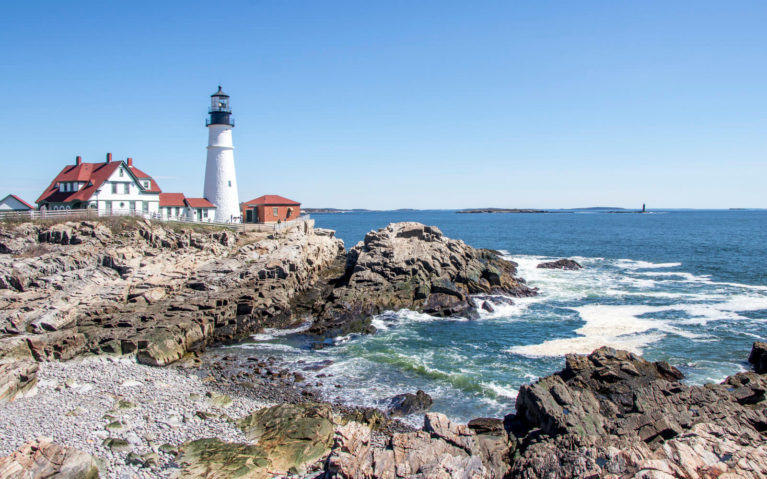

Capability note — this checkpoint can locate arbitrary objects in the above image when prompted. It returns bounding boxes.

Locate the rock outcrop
[507,346,767,478]
[326,412,512,478]
[0,437,100,478]
[305,222,536,336]
[750,341,767,374]
[0,219,343,369]
[536,258,582,270]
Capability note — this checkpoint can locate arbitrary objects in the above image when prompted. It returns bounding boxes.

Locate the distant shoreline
[457,208,548,214]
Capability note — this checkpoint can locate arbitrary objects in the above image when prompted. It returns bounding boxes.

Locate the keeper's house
[241,195,301,223]
[37,153,161,215]
[36,153,217,222]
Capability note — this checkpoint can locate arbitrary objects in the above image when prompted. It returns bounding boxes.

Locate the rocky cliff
[301,222,536,336]
[0,219,343,395]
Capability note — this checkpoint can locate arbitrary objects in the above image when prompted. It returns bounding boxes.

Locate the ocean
[220,209,767,425]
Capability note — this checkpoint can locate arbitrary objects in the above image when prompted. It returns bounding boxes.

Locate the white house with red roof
[158,193,216,222]
[36,153,218,222]
[37,153,161,216]
[0,194,33,211]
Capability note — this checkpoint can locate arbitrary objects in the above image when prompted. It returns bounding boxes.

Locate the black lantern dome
[207,86,234,127]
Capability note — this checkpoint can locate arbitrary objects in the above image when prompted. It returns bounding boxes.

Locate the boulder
[0,437,100,478]
[176,438,270,479]
[387,390,433,417]
[749,341,767,374]
[236,402,335,474]
[536,258,582,270]
[0,360,38,403]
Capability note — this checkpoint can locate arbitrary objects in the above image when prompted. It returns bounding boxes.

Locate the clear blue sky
[2,1,765,209]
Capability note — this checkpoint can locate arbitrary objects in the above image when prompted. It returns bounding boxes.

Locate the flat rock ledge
[303,222,537,336]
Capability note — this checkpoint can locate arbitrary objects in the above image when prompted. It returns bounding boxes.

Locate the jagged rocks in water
[0,437,100,478]
[749,341,767,374]
[507,346,767,478]
[307,222,536,336]
[536,258,582,270]
[387,390,433,417]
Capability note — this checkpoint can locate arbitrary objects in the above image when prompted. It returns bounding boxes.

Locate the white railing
[1,209,312,233]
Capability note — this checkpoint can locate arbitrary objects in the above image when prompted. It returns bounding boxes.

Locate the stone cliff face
[303,222,536,336]
[507,346,767,478]
[0,219,344,389]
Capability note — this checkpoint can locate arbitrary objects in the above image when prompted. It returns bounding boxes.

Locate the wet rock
[387,390,433,417]
[0,437,100,479]
[749,341,767,374]
[536,258,582,270]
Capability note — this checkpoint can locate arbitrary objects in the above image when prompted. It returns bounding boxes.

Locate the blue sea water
[223,210,767,424]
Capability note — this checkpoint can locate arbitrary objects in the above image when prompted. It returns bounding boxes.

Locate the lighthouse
[204,86,241,223]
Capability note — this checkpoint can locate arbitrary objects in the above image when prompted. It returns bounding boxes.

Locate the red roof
[6,194,33,209]
[159,193,187,207]
[37,160,163,206]
[37,162,122,205]
[243,195,300,206]
[129,166,162,192]
[185,197,215,208]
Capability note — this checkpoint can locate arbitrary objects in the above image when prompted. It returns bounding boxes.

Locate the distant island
[457,208,547,214]
[302,208,373,214]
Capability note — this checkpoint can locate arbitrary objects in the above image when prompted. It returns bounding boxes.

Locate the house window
[124,183,130,194]
[119,169,124,177]
[142,202,148,213]
[203,209,208,218]
[273,207,278,216]
[112,183,118,194]
[130,201,136,212]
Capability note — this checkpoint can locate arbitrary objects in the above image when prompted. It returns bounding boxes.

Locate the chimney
[106,152,112,163]
[76,156,82,166]
[127,157,133,166]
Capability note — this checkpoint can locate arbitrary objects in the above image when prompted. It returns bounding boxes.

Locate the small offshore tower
[203,86,241,223]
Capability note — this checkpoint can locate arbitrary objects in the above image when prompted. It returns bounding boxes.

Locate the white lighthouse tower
[204,86,241,223]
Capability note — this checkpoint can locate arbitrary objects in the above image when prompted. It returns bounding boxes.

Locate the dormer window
[143,181,149,189]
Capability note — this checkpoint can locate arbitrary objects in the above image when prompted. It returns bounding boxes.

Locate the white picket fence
[0,208,311,233]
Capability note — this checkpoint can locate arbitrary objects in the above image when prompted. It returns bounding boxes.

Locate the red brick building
[241,195,301,223]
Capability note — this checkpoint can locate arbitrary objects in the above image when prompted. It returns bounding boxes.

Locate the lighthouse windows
[228,181,232,187]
